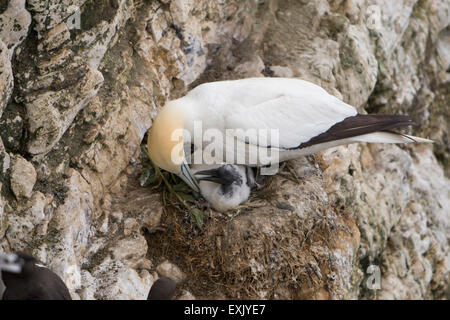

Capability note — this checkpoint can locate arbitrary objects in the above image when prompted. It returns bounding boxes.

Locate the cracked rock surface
[0,0,448,299]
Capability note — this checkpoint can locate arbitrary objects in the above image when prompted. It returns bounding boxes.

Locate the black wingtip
[296,114,418,149]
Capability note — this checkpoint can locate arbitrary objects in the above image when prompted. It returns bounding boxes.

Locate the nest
[139,147,358,299]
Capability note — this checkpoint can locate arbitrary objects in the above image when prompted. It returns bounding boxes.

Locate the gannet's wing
[222,81,358,149]
[187,78,428,150]
[187,78,357,149]
[226,95,422,149]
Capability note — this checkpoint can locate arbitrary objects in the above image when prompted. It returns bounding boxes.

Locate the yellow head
[147,100,200,192]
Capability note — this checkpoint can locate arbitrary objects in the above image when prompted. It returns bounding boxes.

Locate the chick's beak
[194,168,226,184]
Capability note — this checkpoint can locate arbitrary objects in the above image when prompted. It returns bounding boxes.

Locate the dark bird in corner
[147,277,177,300]
[0,252,72,300]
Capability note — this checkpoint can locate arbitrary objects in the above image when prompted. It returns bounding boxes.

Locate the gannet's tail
[350,131,434,144]
[288,115,433,160]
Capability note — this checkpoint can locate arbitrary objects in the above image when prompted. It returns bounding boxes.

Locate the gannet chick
[147,77,433,192]
[191,164,255,212]
[147,277,177,300]
[0,252,71,300]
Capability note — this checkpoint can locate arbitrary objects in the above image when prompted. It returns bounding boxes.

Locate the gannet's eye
[183,143,196,155]
[183,143,197,165]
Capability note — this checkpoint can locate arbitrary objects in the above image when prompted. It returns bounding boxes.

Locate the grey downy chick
[191,164,255,212]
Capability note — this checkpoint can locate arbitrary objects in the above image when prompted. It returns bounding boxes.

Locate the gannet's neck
[171,97,198,133]
[147,99,191,173]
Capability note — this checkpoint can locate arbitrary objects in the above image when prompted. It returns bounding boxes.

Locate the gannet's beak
[0,252,23,274]
[179,161,200,193]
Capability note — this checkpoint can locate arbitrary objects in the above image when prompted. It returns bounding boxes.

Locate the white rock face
[0,0,31,59]
[0,0,31,119]
[156,260,186,283]
[10,155,37,199]
[0,40,13,118]
[0,0,448,300]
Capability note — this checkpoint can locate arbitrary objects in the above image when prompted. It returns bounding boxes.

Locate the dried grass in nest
[218,216,324,299]
[145,201,232,297]
[150,210,325,298]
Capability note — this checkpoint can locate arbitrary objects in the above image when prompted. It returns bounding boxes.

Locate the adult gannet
[0,252,72,300]
[192,164,255,212]
[147,77,432,192]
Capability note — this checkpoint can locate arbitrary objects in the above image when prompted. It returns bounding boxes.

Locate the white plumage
[182,78,356,149]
